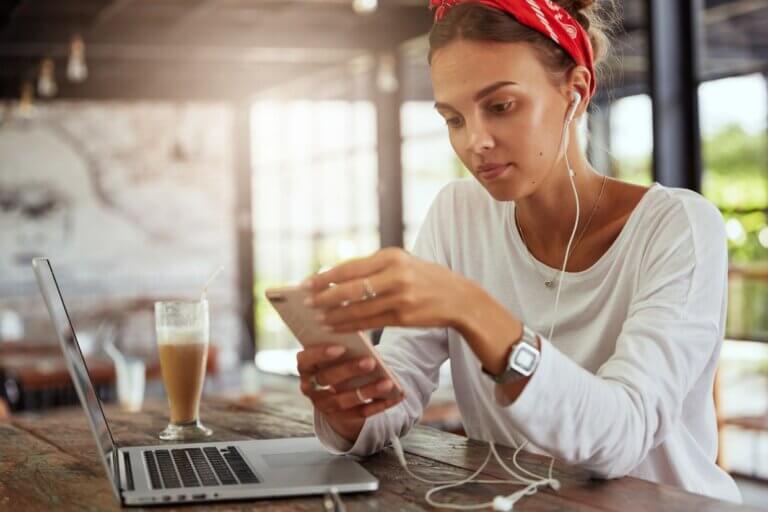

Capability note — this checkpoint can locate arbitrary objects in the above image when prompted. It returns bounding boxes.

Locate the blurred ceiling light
[67,34,88,83]
[376,52,399,93]
[352,0,378,14]
[37,58,57,98]
[18,81,35,119]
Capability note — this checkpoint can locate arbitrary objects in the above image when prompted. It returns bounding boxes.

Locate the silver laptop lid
[32,257,121,502]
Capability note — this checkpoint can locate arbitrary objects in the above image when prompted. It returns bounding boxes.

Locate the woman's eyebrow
[434,81,519,111]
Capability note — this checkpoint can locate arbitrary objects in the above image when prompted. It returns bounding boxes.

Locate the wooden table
[1,393,762,511]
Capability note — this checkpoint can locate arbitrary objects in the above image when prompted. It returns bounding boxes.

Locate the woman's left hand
[302,247,473,333]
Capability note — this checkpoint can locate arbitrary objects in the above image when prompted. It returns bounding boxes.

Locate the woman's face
[430,39,570,201]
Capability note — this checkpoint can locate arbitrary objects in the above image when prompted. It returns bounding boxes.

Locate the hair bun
[562,0,596,11]
[555,0,597,31]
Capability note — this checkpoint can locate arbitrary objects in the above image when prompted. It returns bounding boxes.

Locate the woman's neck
[514,139,606,253]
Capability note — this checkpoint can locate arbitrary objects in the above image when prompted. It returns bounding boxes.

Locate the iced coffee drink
[155,300,212,441]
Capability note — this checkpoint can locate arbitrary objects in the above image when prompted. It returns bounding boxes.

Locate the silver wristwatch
[482,325,541,384]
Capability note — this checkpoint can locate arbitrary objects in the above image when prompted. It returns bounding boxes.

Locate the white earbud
[565,91,582,125]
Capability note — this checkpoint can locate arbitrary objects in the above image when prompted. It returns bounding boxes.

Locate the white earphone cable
[548,97,580,343]
[390,435,558,511]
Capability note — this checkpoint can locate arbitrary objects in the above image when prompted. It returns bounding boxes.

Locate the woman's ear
[564,65,592,116]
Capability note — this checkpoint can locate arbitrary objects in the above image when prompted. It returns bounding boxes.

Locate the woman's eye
[489,100,513,113]
[445,117,463,128]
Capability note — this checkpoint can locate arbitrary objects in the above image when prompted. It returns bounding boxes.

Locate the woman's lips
[477,164,511,181]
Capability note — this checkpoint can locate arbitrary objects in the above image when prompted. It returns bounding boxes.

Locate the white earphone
[549,90,583,341]
[388,90,585,511]
[566,90,582,125]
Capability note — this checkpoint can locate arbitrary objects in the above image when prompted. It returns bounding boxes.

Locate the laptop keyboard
[143,446,259,489]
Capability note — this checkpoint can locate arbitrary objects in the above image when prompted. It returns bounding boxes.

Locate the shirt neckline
[507,182,661,282]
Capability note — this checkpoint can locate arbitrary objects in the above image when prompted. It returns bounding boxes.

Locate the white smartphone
[265,285,404,401]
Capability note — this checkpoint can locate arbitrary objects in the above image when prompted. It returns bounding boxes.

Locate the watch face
[512,345,538,374]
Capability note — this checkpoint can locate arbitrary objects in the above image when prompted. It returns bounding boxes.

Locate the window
[610,94,654,185]
[251,100,379,356]
[401,101,466,249]
[699,74,768,342]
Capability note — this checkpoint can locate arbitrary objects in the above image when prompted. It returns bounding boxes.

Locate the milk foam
[156,325,209,346]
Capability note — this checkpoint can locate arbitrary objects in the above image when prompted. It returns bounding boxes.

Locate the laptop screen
[32,257,121,501]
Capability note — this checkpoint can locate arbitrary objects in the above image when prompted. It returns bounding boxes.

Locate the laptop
[32,257,378,507]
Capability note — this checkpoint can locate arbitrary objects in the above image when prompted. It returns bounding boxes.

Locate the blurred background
[0,0,766,505]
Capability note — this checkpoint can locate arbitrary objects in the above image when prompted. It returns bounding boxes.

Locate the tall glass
[155,300,213,441]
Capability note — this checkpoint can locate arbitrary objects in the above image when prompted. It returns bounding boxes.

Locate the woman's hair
[428,1,618,88]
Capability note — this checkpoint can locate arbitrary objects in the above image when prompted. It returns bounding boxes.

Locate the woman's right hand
[297,344,404,443]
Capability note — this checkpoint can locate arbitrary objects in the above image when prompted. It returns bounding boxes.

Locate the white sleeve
[502,197,728,478]
[314,185,454,456]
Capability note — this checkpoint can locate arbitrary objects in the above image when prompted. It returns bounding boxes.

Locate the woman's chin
[475,176,522,202]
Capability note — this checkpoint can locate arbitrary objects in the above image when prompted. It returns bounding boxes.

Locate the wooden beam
[587,102,613,177]
[0,0,27,37]
[374,50,404,249]
[89,0,136,30]
[0,62,331,101]
[0,42,361,64]
[232,96,257,360]
[168,0,221,36]
[1,5,434,52]
[647,0,704,191]
[705,0,767,24]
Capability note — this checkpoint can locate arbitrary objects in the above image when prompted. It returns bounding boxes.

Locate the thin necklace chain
[515,175,608,289]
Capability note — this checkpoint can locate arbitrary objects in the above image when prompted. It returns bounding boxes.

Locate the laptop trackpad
[255,449,376,490]
[262,452,336,468]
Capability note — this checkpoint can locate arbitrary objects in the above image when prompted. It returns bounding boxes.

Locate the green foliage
[612,154,653,186]
[615,123,768,264]
[615,123,768,341]
[703,124,768,210]
[702,124,768,264]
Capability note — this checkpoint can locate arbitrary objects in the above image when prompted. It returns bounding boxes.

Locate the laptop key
[203,447,238,485]
[172,449,202,488]
[154,450,182,489]
[223,447,260,484]
[143,451,163,490]
[186,448,220,487]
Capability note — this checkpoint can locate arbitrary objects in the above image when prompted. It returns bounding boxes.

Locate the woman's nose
[467,124,494,154]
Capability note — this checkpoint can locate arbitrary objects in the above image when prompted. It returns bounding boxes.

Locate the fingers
[298,350,379,403]
[299,375,329,397]
[318,291,401,327]
[358,395,404,417]
[313,356,376,388]
[301,248,405,292]
[308,270,391,309]
[314,378,402,414]
[296,345,346,375]
[328,311,401,333]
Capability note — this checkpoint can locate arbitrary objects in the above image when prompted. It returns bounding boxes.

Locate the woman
[296,0,741,502]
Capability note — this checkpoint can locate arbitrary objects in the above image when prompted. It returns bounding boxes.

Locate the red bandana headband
[430,0,596,96]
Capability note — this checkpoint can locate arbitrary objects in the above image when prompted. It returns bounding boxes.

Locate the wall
[0,101,246,370]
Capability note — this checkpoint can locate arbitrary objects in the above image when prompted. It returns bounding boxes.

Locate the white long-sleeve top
[314,179,742,503]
